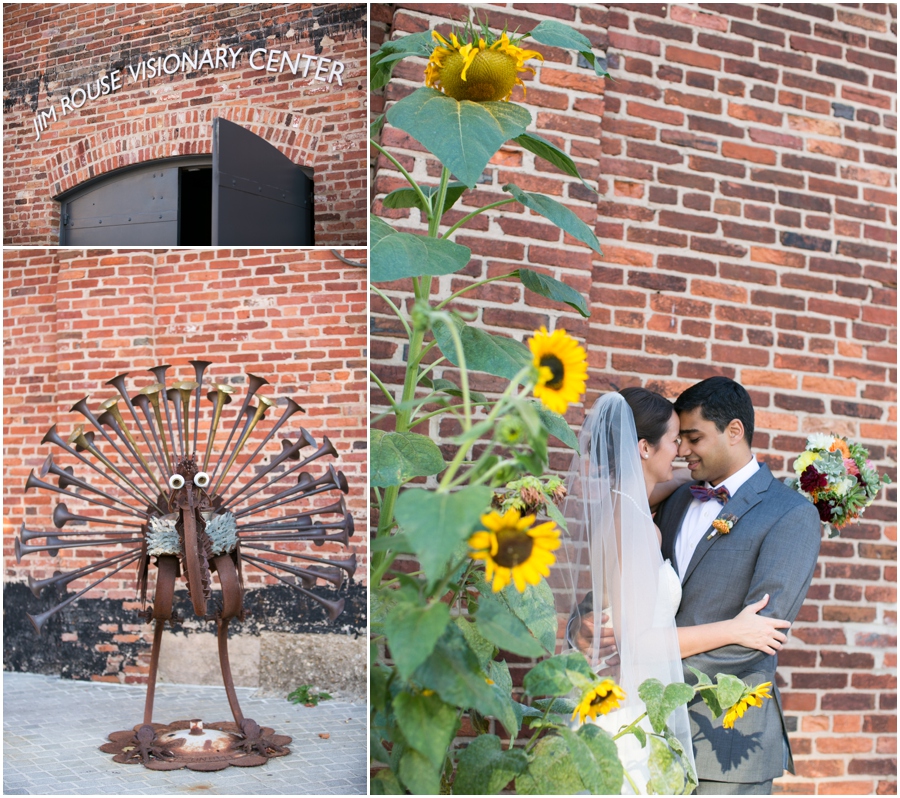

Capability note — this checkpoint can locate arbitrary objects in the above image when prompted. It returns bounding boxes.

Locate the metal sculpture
[16,361,357,771]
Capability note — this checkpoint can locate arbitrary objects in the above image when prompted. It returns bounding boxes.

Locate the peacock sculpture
[16,361,357,770]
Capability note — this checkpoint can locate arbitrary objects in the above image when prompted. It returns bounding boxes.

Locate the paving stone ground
[3,672,366,795]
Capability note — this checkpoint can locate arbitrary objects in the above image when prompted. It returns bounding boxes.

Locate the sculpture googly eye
[168,474,185,490]
[193,471,210,488]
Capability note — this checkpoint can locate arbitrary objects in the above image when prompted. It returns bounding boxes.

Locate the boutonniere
[707,513,738,540]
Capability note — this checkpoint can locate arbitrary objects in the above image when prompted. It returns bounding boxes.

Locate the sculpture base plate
[101,720,292,771]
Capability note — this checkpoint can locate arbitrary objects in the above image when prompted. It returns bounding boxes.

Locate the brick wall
[370,3,896,793]
[3,248,368,681]
[3,3,367,244]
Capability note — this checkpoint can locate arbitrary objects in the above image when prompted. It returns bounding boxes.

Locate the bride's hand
[731,594,791,655]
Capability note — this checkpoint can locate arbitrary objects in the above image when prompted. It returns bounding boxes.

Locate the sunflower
[425,27,543,102]
[468,507,560,592]
[572,679,627,724]
[528,327,588,415]
[722,682,772,729]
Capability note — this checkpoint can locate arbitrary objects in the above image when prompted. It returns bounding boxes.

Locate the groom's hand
[574,612,620,665]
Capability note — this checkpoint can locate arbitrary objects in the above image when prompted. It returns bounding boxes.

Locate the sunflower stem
[441,198,517,239]
[612,710,649,742]
[623,769,643,795]
[429,308,472,434]
[370,283,411,336]
[370,370,400,412]
[435,271,519,311]
[430,167,451,236]
[370,139,433,223]
[524,700,556,753]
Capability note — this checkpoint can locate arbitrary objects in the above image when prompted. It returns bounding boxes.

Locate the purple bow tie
[690,484,731,505]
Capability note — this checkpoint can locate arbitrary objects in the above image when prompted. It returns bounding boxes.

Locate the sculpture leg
[143,555,177,726]
[213,553,244,726]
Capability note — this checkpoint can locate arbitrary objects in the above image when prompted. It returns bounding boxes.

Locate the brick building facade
[3,3,367,245]
[371,3,896,793]
[3,249,367,688]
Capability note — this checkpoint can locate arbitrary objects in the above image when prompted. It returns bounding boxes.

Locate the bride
[552,389,790,794]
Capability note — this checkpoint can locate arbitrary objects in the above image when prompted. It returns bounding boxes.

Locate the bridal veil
[550,391,696,783]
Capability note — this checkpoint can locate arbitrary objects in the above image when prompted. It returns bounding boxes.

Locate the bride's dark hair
[618,387,674,446]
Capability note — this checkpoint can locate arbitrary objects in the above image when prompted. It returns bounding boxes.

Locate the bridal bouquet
[787,433,891,537]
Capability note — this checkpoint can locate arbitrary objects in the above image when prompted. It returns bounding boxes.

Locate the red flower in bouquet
[799,465,828,494]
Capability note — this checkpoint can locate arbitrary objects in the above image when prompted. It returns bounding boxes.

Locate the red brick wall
[3,3,367,244]
[3,248,368,677]
[371,4,896,793]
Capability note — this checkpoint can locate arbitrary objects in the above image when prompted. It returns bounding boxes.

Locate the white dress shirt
[674,457,760,583]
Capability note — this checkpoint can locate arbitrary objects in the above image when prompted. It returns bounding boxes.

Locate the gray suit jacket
[658,462,821,784]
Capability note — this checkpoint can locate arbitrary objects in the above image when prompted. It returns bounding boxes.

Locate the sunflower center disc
[494,529,534,568]
[539,355,565,389]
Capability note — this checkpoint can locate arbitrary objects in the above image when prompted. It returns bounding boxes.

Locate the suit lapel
[681,464,774,585]
[662,488,694,574]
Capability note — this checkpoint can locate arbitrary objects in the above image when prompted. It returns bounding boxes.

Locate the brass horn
[67,425,158,508]
[148,364,178,456]
[17,534,141,562]
[134,383,171,475]
[172,380,199,458]
[211,395,275,495]
[106,372,164,482]
[216,397,304,498]
[223,435,336,509]
[233,465,347,519]
[240,556,345,621]
[96,398,163,493]
[202,385,234,472]
[210,372,270,481]
[166,386,185,456]
[188,360,212,456]
[70,397,145,484]
[26,550,142,635]
[52,502,144,530]
[25,468,147,520]
[26,548,138,598]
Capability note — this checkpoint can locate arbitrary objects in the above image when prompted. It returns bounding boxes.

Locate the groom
[657,376,821,795]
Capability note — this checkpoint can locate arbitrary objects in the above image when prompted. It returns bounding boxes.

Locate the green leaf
[523,650,597,697]
[387,87,532,187]
[501,576,559,653]
[531,401,581,451]
[529,20,594,52]
[371,769,404,794]
[558,724,624,795]
[414,623,509,722]
[394,486,492,585]
[638,679,695,735]
[647,735,689,796]
[476,596,548,658]
[454,616,496,670]
[631,725,648,748]
[370,429,446,487]
[383,182,468,217]
[433,314,532,381]
[514,132,591,188]
[370,31,435,91]
[489,660,514,696]
[453,734,529,795]
[370,113,385,138]
[384,600,450,680]
[714,673,746,711]
[528,21,608,77]
[531,696,578,715]
[370,220,472,282]
[399,748,441,795]
[517,267,590,319]
[505,186,602,257]
[431,378,489,406]
[394,691,459,769]
[667,733,699,794]
[516,734,585,794]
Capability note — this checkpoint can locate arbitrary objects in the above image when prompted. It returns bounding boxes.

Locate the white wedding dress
[593,560,682,794]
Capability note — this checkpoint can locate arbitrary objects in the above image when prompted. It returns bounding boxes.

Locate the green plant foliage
[394,486,492,584]
[370,31,436,91]
[504,185,602,257]
[501,575,559,652]
[394,691,460,769]
[384,599,451,680]
[382,182,468,216]
[514,132,592,187]
[516,267,591,317]
[558,725,625,795]
[475,595,548,658]
[528,20,609,76]
[370,429,446,487]
[370,217,472,282]
[647,735,691,795]
[433,315,533,380]
[523,650,598,697]
[453,734,530,795]
[638,678,696,734]
[287,685,332,706]
[387,88,532,187]
[371,768,405,794]
[399,748,442,794]
[516,734,586,794]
